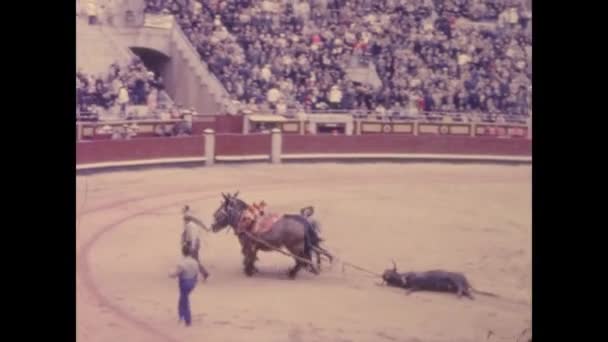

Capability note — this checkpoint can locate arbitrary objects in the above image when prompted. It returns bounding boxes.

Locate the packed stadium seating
[143,0,531,118]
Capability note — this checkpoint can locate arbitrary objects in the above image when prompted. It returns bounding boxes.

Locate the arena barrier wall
[282,135,530,156]
[76,129,531,172]
[76,136,204,165]
[215,134,271,156]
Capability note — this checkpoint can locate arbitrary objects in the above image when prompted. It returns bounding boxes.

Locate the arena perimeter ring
[76,163,531,342]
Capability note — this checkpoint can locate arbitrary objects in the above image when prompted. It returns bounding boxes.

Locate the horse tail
[308,222,321,247]
[303,221,318,260]
[304,227,313,260]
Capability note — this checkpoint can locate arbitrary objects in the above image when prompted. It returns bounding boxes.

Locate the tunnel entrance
[129,47,170,80]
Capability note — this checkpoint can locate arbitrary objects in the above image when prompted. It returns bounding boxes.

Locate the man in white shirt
[181,206,210,280]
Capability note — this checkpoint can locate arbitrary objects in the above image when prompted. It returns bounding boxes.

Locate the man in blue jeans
[169,244,200,326]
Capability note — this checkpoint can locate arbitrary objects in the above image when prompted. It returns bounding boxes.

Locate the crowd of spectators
[76,56,167,118]
[144,0,531,118]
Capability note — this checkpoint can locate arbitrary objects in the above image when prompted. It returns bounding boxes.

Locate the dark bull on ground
[381,261,499,300]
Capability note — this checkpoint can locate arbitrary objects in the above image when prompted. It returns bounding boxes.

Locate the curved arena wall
[76,132,531,172]
[282,135,530,155]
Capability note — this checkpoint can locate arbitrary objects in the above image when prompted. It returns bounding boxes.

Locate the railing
[76,112,531,142]
[77,108,528,123]
[168,16,237,114]
[76,118,183,141]
[285,109,529,123]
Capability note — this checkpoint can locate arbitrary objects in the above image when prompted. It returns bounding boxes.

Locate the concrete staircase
[78,1,235,115]
[76,17,133,75]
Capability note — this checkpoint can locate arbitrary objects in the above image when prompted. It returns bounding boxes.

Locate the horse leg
[242,243,260,276]
[239,236,256,276]
[287,259,304,279]
[316,251,322,271]
[244,251,256,276]
[250,246,260,274]
[308,255,320,275]
[311,246,333,269]
[288,250,318,279]
[317,246,334,263]
[286,247,304,279]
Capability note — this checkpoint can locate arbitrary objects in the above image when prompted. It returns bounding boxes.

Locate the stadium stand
[142,0,531,119]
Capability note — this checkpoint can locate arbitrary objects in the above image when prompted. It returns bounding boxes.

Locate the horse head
[211,192,247,232]
[211,193,233,232]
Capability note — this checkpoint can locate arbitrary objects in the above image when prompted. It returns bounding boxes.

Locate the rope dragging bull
[205,192,508,303]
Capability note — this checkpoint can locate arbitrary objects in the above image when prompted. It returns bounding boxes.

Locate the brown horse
[210,192,319,279]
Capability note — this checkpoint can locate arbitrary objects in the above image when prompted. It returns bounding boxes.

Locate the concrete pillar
[77,122,83,141]
[413,121,419,136]
[346,120,354,136]
[243,115,250,134]
[271,128,282,164]
[470,123,476,137]
[204,128,215,166]
[309,121,317,134]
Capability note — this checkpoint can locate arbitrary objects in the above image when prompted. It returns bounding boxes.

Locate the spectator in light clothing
[328,85,343,110]
[117,85,129,117]
[169,244,201,327]
[267,87,282,109]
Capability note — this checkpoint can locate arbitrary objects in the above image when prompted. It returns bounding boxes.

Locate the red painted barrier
[215,134,271,156]
[215,115,243,133]
[76,136,204,164]
[191,120,215,134]
[76,133,531,166]
[282,135,531,156]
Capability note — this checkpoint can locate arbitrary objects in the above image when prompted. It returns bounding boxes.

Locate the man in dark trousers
[169,244,201,326]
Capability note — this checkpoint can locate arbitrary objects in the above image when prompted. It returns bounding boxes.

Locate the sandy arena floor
[76,163,531,342]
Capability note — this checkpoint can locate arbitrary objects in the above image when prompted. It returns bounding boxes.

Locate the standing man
[169,244,200,326]
[181,205,210,280]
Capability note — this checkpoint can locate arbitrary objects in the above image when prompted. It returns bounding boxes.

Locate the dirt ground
[76,163,531,342]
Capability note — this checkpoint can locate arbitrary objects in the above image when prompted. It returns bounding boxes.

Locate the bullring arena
[77,1,532,339]
[76,162,531,342]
